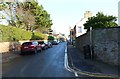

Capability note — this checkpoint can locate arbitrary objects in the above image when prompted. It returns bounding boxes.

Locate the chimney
[84,11,92,18]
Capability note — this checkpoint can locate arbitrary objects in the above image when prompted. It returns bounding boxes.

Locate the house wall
[76,32,90,52]
[75,18,88,37]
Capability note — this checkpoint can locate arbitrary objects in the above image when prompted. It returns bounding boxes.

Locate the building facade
[74,11,92,37]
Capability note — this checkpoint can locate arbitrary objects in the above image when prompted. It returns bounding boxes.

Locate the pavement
[1,51,20,63]
[67,44,120,78]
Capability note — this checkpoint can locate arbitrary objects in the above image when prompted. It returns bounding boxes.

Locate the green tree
[48,36,54,40]
[16,1,53,32]
[0,3,7,10]
[84,12,118,31]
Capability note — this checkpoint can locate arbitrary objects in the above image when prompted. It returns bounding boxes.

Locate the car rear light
[29,45,35,48]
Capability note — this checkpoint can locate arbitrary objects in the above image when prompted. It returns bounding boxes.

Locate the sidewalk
[1,51,20,63]
[67,45,119,78]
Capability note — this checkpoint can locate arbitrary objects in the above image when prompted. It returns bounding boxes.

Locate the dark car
[47,42,52,48]
[44,41,52,48]
[44,42,49,49]
[20,41,42,55]
[51,41,58,45]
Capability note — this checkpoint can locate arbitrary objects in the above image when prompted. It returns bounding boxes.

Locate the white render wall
[75,18,88,37]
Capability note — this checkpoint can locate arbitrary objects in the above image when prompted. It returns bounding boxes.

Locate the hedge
[0,25,47,42]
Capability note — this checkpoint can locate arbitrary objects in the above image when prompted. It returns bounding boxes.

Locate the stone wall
[76,27,120,65]
[0,40,29,53]
[76,32,90,52]
[93,28,119,65]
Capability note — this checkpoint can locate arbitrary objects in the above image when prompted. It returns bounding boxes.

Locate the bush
[48,36,54,40]
[0,25,46,42]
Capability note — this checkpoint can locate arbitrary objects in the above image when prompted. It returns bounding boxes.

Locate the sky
[38,0,119,36]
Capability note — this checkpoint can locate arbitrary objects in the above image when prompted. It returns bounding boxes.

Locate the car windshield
[38,41,44,44]
[22,42,32,46]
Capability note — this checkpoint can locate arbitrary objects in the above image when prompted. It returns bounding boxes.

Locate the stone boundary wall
[0,40,29,53]
[76,32,90,52]
[76,27,120,65]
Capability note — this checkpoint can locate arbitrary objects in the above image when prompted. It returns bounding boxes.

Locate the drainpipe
[90,27,93,59]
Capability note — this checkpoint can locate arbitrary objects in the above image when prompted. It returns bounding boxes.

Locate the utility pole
[90,26,93,59]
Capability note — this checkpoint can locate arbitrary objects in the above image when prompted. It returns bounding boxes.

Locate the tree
[16,2,36,30]
[84,12,118,31]
[48,36,54,40]
[16,1,53,32]
[0,3,7,10]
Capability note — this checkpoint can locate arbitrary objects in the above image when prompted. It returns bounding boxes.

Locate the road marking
[65,46,67,53]
[64,46,78,77]
[75,72,78,77]
[64,50,72,72]
[64,46,118,78]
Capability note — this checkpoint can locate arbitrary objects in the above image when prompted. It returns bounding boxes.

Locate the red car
[20,41,42,55]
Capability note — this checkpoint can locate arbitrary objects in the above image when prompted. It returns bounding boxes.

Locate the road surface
[2,42,78,77]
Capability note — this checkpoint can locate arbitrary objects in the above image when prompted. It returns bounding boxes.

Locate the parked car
[51,41,58,45]
[44,41,53,49]
[46,42,52,48]
[20,41,42,55]
[44,42,49,49]
[38,41,47,50]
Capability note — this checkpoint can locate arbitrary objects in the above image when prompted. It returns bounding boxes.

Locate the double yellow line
[65,46,119,78]
[70,59,119,78]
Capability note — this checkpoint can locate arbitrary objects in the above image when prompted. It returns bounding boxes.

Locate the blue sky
[38,0,119,36]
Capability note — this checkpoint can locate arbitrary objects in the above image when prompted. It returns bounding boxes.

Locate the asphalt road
[2,42,75,77]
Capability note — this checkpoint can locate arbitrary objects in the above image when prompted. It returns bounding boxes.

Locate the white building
[75,11,92,37]
[118,1,120,26]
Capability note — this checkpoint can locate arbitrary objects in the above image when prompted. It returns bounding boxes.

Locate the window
[78,27,82,33]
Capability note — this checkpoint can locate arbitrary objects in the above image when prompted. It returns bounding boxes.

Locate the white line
[64,46,78,77]
[64,50,72,72]
[75,72,78,77]
[65,46,67,53]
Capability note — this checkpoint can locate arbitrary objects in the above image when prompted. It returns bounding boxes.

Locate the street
[2,42,75,77]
